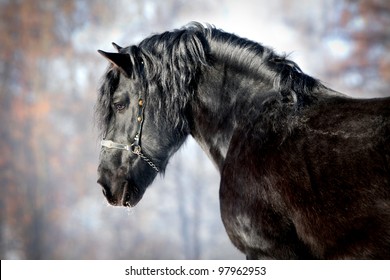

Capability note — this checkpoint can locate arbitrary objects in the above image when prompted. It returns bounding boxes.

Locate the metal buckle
[131,144,142,155]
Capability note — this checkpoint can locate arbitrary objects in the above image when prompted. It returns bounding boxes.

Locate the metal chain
[132,149,160,172]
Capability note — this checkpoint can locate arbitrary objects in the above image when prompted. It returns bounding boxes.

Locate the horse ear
[98,50,132,78]
[112,42,123,52]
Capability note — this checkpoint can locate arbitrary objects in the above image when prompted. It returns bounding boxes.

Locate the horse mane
[96,23,321,137]
[197,23,320,104]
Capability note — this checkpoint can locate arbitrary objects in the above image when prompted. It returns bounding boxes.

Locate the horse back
[220,96,390,259]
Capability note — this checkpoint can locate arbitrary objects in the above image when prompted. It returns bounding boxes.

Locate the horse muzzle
[97,176,144,207]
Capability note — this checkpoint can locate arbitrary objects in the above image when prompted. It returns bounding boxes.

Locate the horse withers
[96,23,390,259]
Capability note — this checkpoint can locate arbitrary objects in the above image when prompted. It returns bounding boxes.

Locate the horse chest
[219,177,315,259]
[221,210,272,254]
[219,178,283,258]
[219,133,314,259]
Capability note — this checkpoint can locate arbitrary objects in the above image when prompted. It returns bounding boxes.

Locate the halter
[100,65,160,173]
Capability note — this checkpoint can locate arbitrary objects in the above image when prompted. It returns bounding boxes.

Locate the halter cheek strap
[132,98,145,152]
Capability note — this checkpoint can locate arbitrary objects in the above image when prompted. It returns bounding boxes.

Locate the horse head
[96,43,188,207]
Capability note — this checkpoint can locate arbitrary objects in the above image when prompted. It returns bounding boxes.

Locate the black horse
[96,23,390,259]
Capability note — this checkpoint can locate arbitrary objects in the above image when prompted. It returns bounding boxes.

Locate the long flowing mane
[96,23,321,137]
[200,23,319,94]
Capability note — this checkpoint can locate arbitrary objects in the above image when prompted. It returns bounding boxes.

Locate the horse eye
[114,102,126,112]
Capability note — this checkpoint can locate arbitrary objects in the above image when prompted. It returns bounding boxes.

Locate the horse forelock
[95,45,151,138]
[95,67,120,138]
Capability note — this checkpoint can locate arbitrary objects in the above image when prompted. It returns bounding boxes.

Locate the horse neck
[189,61,273,171]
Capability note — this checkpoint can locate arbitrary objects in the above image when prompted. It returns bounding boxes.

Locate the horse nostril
[97,178,103,187]
[97,178,109,196]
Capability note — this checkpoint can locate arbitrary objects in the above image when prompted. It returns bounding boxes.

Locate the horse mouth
[119,181,131,206]
[121,182,145,207]
[99,180,143,207]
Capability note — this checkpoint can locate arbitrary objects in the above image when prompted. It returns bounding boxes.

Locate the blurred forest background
[1,0,389,259]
